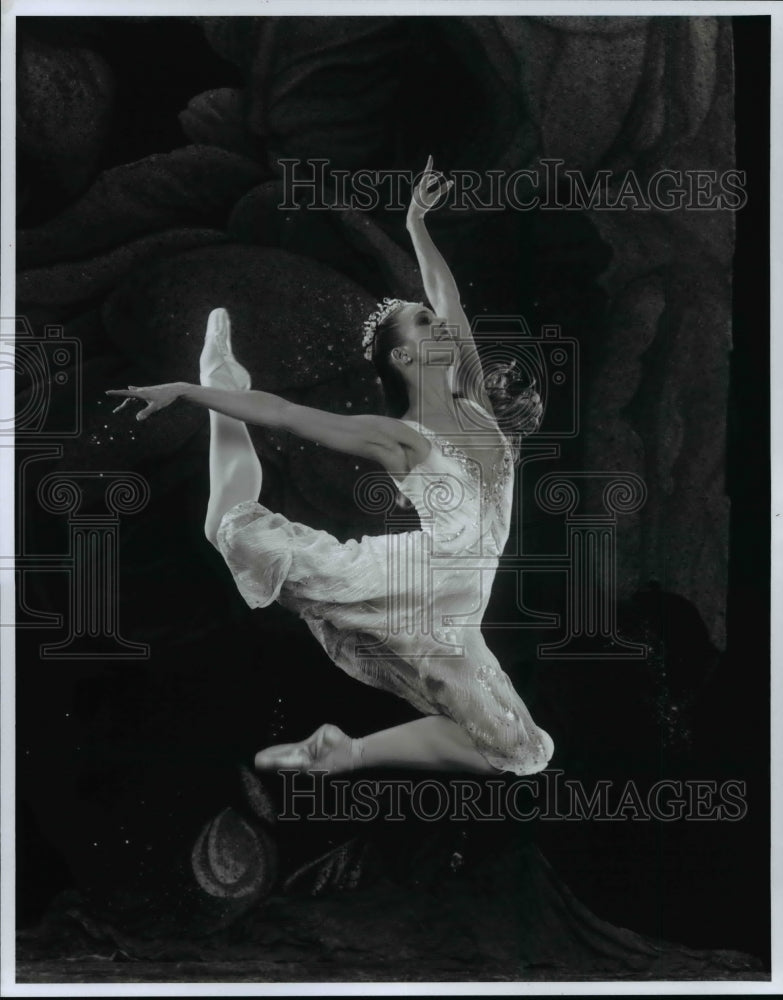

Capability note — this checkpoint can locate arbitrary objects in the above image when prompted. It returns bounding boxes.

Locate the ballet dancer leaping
[108,157,554,778]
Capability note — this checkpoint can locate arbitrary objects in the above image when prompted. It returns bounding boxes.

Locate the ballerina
[108,156,554,778]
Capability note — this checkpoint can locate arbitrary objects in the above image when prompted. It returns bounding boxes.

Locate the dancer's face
[391,302,455,367]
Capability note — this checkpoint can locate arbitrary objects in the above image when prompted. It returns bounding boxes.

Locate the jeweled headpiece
[361,297,406,361]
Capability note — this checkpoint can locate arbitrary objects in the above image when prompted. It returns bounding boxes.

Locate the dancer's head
[364,299,454,418]
[362,299,545,456]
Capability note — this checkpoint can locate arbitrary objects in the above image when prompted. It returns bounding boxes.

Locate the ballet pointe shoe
[254,723,363,775]
[200,307,252,391]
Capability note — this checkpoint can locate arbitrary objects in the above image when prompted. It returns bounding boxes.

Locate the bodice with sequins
[394,417,515,560]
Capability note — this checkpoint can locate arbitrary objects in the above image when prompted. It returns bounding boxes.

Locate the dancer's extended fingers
[423,177,452,205]
[136,399,158,421]
[432,174,452,193]
[106,384,144,396]
[416,165,439,193]
[106,385,147,414]
[106,387,139,404]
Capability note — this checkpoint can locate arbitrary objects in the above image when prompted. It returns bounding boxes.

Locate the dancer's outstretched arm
[407,156,489,408]
[106,381,429,470]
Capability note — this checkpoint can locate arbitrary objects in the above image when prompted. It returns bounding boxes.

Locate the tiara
[361,297,406,361]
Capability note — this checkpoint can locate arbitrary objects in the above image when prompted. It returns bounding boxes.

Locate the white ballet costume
[216,383,549,776]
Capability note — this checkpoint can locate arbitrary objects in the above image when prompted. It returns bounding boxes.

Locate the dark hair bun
[483,362,543,463]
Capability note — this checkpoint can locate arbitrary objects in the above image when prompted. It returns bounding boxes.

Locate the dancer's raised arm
[407,156,489,408]
[106,381,427,470]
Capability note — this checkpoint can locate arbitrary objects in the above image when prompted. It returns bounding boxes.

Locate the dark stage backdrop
[13,13,770,975]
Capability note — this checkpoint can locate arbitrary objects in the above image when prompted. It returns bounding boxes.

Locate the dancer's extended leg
[255,716,554,777]
[201,308,263,547]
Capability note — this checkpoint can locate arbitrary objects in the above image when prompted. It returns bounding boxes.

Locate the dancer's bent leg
[201,308,263,547]
[255,716,554,777]
[359,716,554,775]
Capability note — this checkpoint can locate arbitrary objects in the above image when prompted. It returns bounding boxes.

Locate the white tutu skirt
[217,499,543,775]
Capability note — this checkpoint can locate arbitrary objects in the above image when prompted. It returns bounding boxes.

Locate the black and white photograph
[1,1,776,991]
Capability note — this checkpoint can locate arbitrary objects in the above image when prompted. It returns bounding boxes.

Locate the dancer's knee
[493,725,554,776]
[521,727,554,775]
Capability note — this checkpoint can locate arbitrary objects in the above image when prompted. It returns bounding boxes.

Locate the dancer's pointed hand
[408,154,453,222]
[105,382,187,420]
